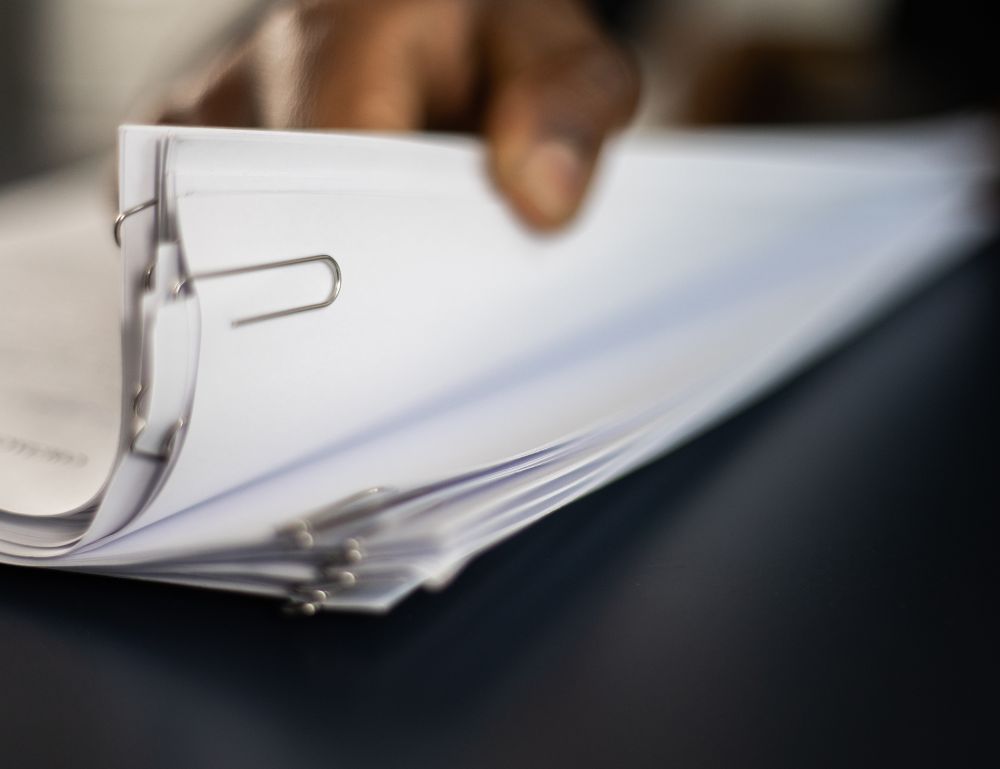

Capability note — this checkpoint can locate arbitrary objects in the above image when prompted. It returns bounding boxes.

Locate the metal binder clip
[173,254,342,327]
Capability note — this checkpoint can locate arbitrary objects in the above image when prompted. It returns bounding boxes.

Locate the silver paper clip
[283,571,358,617]
[115,195,344,465]
[174,254,342,327]
[277,487,398,551]
[277,487,400,616]
[115,199,342,327]
[114,198,158,247]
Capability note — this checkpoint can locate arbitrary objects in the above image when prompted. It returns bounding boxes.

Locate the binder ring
[176,254,343,327]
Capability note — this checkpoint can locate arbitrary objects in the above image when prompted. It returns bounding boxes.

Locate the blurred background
[0,0,993,185]
[0,0,265,182]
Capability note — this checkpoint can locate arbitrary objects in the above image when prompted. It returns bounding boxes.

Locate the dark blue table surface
[1,237,997,769]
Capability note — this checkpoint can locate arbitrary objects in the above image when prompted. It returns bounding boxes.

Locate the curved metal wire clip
[115,199,342,327]
[175,255,342,327]
[114,198,157,247]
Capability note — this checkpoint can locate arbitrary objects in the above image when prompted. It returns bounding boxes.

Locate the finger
[483,0,640,230]
[156,45,258,127]
[158,0,474,132]
[301,0,475,131]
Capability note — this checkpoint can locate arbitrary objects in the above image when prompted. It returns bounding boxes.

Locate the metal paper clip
[277,487,398,551]
[283,571,360,616]
[173,254,342,327]
[283,587,330,617]
[277,487,401,615]
[115,199,342,327]
[114,198,158,247]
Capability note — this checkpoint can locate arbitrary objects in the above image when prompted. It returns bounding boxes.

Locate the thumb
[483,2,640,230]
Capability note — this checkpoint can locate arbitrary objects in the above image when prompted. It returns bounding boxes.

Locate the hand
[159,0,641,231]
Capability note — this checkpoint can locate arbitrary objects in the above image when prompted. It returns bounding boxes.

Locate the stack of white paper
[0,120,993,612]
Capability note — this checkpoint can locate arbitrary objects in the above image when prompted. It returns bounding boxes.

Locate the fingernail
[516,139,585,224]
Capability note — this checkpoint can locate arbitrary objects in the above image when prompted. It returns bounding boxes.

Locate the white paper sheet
[0,166,122,519]
[0,119,993,612]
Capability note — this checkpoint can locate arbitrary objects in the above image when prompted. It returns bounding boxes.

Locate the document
[0,120,993,613]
